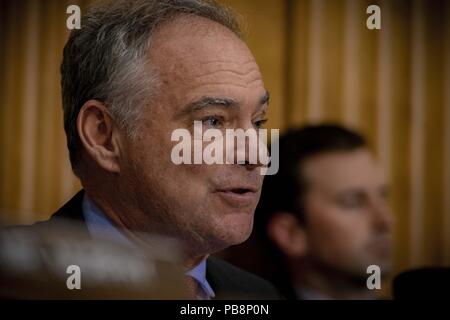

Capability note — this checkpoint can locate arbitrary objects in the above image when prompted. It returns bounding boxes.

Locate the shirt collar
[82,193,131,245]
[186,258,215,299]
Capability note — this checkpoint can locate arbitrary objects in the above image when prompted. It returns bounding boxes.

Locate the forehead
[302,149,386,191]
[149,15,264,99]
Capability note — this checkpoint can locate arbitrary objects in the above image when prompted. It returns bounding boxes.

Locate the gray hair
[61,0,242,175]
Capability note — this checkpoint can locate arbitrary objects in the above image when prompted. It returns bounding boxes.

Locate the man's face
[119,16,267,255]
[300,149,393,278]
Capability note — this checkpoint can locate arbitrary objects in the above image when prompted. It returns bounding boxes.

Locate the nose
[371,199,394,233]
[226,125,268,169]
[237,159,261,171]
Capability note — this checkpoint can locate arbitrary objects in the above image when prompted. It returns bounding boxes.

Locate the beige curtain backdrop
[1,0,449,278]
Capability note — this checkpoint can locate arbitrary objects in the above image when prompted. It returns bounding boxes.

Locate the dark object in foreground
[393,267,450,299]
[0,221,186,299]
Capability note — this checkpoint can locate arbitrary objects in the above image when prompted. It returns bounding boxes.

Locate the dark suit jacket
[29,190,282,299]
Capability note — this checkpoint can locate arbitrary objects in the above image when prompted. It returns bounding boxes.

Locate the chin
[228,214,254,241]
[211,221,253,251]
[229,228,252,245]
[197,206,255,251]
[377,259,392,277]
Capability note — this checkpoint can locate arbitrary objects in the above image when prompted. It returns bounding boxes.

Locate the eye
[337,193,366,209]
[202,116,224,129]
[254,119,268,129]
[340,198,363,209]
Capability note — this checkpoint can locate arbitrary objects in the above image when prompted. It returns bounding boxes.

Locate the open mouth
[215,186,258,207]
[230,188,252,195]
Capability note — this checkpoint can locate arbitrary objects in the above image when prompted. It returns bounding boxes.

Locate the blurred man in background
[221,124,394,299]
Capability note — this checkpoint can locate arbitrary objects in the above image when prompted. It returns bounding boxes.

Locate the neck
[83,188,210,270]
[290,259,375,300]
[184,254,209,270]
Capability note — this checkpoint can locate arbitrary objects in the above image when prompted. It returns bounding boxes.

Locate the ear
[77,100,122,173]
[266,212,308,258]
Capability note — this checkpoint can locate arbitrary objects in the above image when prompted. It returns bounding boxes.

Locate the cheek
[306,204,369,262]
[128,133,212,207]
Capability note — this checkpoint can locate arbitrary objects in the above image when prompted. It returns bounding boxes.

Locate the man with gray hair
[39,0,278,299]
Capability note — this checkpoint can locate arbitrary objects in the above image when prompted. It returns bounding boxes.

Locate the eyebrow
[190,97,239,112]
[182,90,270,114]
